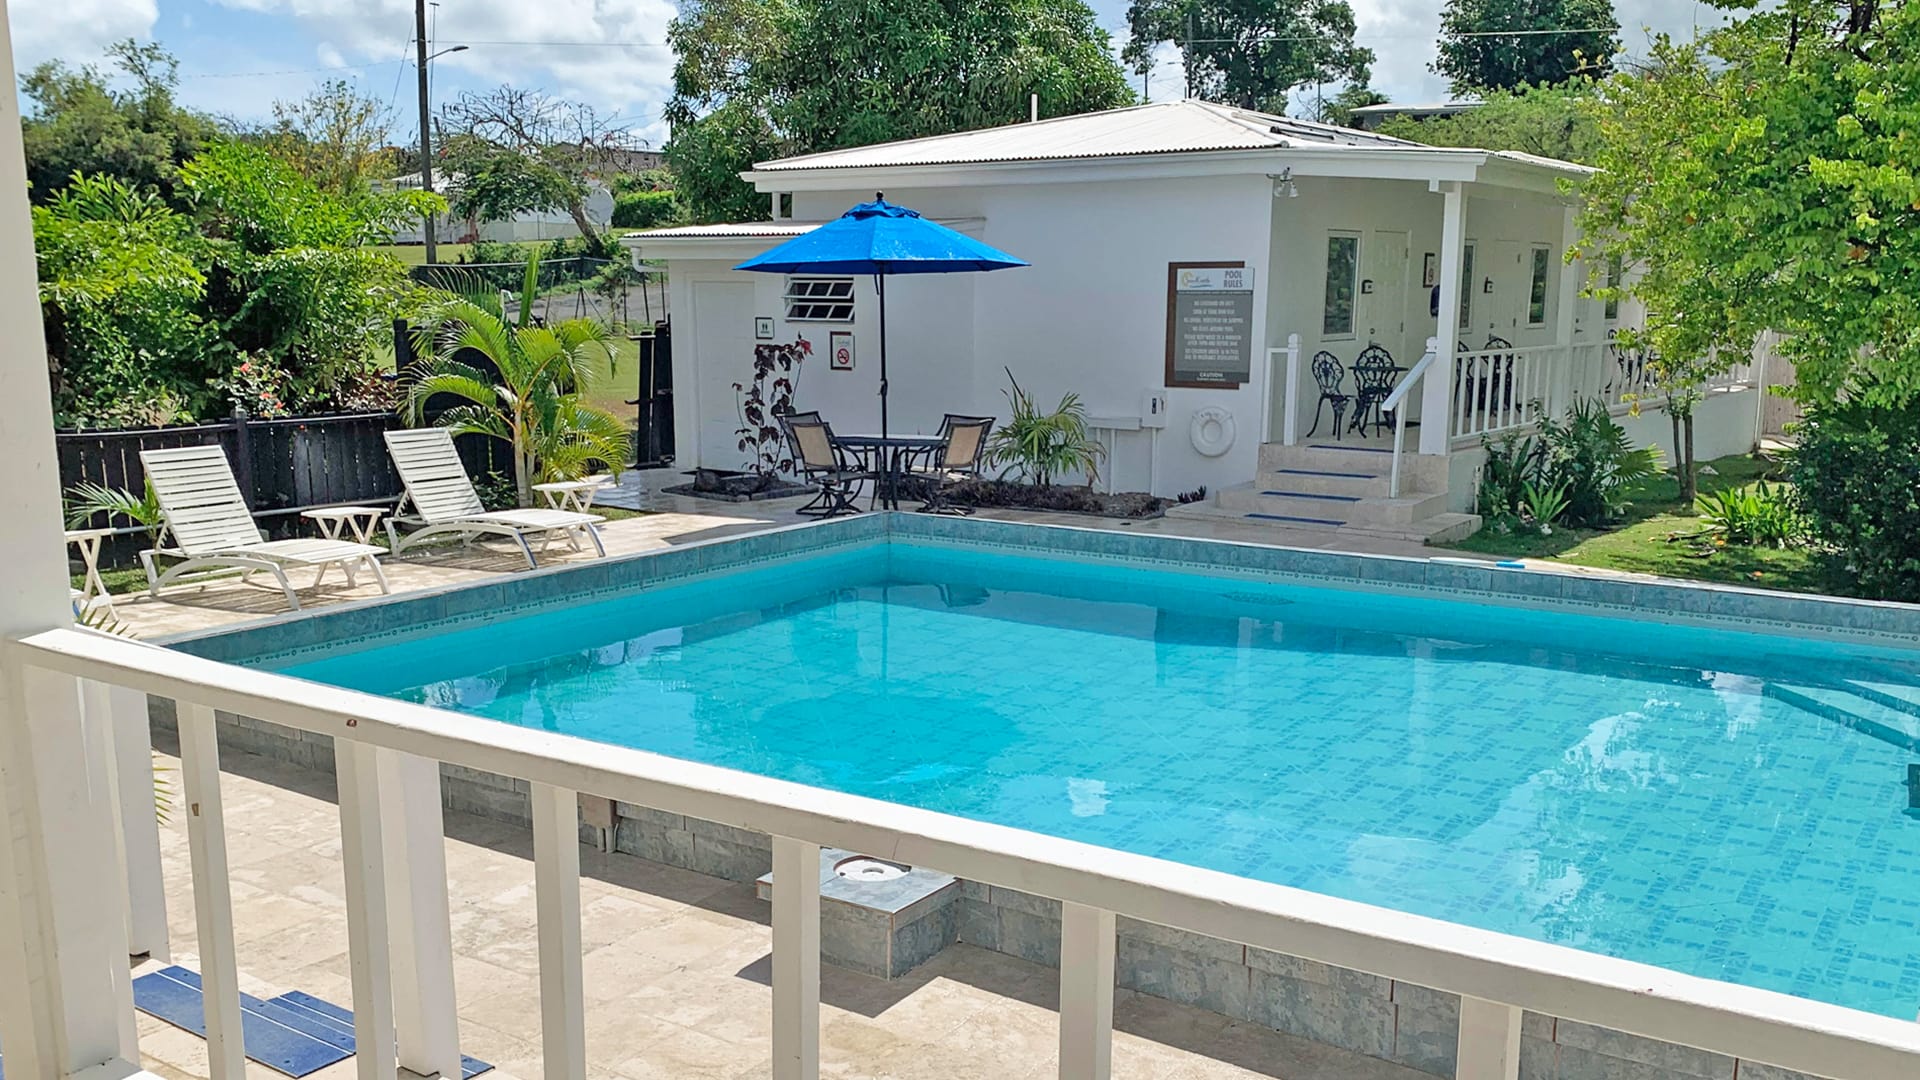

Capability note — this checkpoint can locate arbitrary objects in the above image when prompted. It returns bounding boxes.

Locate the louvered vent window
[783,277,856,322]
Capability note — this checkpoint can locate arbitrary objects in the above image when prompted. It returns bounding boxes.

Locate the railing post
[378,749,462,1080]
[1058,902,1115,1080]
[99,681,169,960]
[1457,995,1522,1080]
[1282,333,1302,445]
[337,739,400,1080]
[771,835,820,1080]
[533,783,587,1080]
[180,702,248,1080]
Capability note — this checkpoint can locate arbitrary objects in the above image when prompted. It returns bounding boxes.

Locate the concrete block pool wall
[159,512,1898,1080]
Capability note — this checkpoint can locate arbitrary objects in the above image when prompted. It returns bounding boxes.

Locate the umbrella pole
[876,273,889,440]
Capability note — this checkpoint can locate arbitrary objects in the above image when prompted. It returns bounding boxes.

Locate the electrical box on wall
[1141,390,1169,428]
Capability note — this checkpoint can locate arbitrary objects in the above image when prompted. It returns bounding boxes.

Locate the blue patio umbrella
[735,194,1028,438]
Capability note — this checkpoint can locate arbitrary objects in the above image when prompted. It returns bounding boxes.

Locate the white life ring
[1189,406,1236,457]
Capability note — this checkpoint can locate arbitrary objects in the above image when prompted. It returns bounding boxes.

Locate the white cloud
[1102,0,1750,110]
[5,0,159,71]
[203,0,677,140]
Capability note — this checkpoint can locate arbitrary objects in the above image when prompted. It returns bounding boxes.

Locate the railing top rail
[1382,345,1439,413]
[13,625,1920,1079]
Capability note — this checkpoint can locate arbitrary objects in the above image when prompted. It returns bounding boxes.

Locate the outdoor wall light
[1269,168,1300,199]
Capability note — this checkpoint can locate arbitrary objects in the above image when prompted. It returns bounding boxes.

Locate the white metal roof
[750,100,1424,173]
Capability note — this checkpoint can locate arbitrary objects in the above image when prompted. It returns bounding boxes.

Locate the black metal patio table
[830,433,945,510]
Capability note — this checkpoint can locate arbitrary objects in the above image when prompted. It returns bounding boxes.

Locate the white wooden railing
[14,625,1920,1080]
[1268,334,1303,446]
[1385,339,1439,498]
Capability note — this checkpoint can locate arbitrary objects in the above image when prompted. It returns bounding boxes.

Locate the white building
[624,101,1767,541]
[381,172,616,245]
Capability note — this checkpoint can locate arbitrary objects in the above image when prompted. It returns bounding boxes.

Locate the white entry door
[693,280,757,468]
[1361,229,1411,363]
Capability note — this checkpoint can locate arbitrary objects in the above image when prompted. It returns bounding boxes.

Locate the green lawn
[1439,453,1829,593]
[369,242,478,266]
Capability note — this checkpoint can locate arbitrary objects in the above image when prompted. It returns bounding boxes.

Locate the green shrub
[1534,399,1662,527]
[1695,481,1800,546]
[612,190,680,230]
[1474,400,1660,530]
[1786,401,1920,599]
[986,369,1103,488]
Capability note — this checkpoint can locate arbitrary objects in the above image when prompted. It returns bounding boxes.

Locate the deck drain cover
[834,855,909,882]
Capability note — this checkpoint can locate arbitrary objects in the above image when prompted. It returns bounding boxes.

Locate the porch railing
[14,625,1920,1080]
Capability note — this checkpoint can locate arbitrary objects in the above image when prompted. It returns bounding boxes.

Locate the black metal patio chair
[1304,352,1350,440]
[1350,344,1400,437]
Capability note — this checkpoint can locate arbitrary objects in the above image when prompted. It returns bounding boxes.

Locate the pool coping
[161,510,1920,662]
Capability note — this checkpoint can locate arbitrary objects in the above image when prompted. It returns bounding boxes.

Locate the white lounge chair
[138,445,389,610]
[382,428,606,568]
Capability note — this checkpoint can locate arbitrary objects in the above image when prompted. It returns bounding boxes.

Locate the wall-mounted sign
[754,316,775,340]
[829,331,855,371]
[1165,262,1256,388]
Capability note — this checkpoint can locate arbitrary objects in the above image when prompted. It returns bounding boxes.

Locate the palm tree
[406,255,630,507]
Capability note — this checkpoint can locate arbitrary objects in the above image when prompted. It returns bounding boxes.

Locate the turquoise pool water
[272,542,1920,1016]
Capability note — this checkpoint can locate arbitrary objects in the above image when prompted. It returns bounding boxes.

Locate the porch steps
[1169,440,1479,545]
[1764,683,1920,752]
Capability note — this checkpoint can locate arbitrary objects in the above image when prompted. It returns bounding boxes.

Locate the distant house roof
[1346,101,1485,130]
[749,100,1423,174]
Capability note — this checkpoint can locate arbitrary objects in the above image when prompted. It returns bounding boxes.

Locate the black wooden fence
[59,412,513,570]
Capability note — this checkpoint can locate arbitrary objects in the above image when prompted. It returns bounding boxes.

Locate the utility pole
[415,0,437,263]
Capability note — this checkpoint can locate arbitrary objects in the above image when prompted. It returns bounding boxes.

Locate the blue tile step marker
[1764,683,1920,753]
[1271,467,1379,479]
[1259,490,1362,502]
[133,966,491,1079]
[269,990,492,1080]
[134,966,352,1077]
[1245,512,1345,527]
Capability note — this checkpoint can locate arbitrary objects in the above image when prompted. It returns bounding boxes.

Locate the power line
[182,58,405,80]
[438,39,672,48]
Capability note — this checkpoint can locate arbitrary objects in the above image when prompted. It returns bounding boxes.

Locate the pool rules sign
[1165,262,1256,388]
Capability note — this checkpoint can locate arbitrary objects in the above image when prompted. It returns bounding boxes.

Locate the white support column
[1553,203,1583,413]
[1423,182,1468,456]
[378,749,461,1080]
[770,836,820,1080]
[104,683,168,960]
[532,783,586,1080]
[1057,902,1115,1080]
[1457,995,1523,1080]
[336,740,399,1080]
[180,703,247,1080]
[0,0,140,1071]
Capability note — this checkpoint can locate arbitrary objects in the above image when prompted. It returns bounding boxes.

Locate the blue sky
[10,0,1741,150]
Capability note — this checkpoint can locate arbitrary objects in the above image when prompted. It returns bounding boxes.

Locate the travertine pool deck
[108,492,1459,639]
[136,733,1429,1080]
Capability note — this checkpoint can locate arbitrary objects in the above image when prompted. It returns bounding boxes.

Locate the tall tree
[1434,0,1618,93]
[1121,0,1372,115]
[21,40,219,204]
[1574,0,1920,497]
[266,79,396,196]
[439,87,634,246]
[666,0,1135,223]
[1376,80,1600,164]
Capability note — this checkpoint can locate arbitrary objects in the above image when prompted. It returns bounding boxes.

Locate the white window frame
[1527,244,1552,327]
[1322,232,1361,340]
[783,276,856,323]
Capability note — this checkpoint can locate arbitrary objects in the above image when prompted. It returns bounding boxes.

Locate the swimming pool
[267,538,1920,1018]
